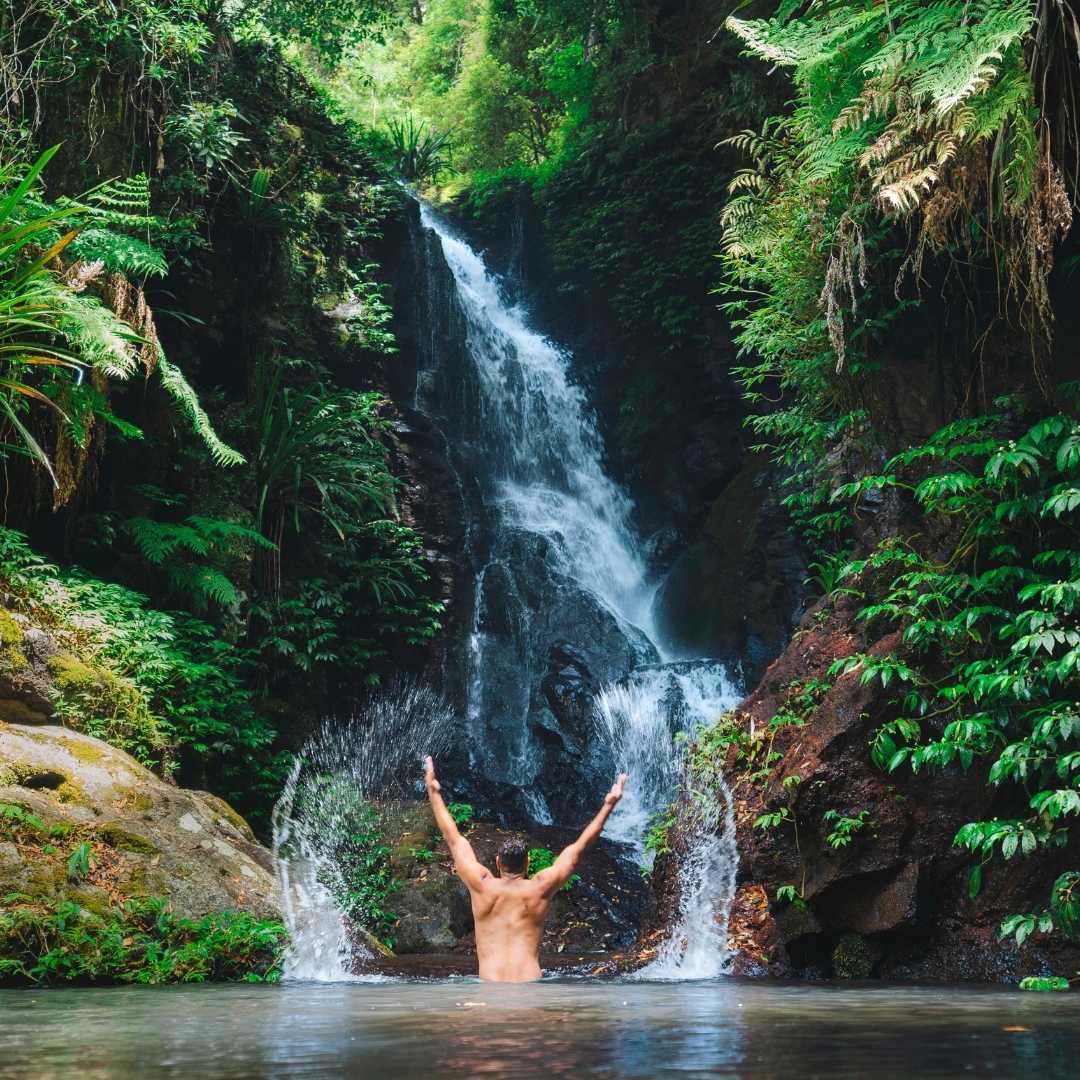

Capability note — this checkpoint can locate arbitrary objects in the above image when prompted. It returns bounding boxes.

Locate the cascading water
[412,203,743,977]
[272,683,455,980]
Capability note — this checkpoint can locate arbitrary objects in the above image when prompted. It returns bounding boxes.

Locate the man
[424,755,628,982]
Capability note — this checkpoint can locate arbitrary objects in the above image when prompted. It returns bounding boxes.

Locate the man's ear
[495,855,503,873]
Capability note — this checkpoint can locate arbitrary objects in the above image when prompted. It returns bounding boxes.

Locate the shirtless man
[424,755,628,982]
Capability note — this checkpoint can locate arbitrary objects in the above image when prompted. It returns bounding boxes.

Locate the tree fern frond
[69,228,168,279]
[124,517,212,564]
[165,563,240,607]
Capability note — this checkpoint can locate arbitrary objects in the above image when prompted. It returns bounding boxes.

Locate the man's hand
[604,773,628,807]
[424,755,441,794]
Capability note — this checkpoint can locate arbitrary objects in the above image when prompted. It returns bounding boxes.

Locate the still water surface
[1,978,1077,1079]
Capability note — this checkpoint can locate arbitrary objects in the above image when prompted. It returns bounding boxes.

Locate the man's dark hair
[497,837,529,875]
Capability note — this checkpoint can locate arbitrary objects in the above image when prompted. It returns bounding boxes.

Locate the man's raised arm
[425,756,490,890]
[533,773,628,897]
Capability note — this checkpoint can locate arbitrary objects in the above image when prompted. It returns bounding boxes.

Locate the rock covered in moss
[0,721,280,922]
[0,610,58,725]
[832,933,880,979]
[0,613,166,769]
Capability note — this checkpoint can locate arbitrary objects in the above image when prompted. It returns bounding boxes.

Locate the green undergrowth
[0,801,285,985]
[825,395,1080,956]
[0,526,285,808]
[527,847,578,892]
[0,896,285,986]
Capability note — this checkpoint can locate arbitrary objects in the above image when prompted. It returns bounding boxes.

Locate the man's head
[495,837,529,877]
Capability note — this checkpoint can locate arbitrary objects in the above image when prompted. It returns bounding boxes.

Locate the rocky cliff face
[671,589,1080,983]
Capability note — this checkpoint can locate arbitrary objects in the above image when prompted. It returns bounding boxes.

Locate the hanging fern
[156,354,246,467]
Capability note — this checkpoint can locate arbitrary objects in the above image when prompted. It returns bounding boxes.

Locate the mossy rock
[26,859,66,897]
[0,724,282,922]
[0,610,27,675]
[0,762,65,790]
[774,899,822,939]
[832,932,879,979]
[193,792,255,842]
[97,823,159,856]
[0,699,45,725]
[67,887,118,918]
[390,829,438,874]
[56,779,90,806]
[47,654,100,692]
[118,790,155,813]
[46,656,164,766]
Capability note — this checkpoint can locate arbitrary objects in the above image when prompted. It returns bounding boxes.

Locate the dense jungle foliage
[717,1,1080,979]
[1,0,1078,987]
[0,0,447,825]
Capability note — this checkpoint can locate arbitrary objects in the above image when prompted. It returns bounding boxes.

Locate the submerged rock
[0,721,280,921]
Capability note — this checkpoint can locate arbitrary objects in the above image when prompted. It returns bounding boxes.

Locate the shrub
[0,896,286,986]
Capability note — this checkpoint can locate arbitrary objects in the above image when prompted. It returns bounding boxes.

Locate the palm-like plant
[384,115,453,184]
[0,145,244,489]
[0,145,90,484]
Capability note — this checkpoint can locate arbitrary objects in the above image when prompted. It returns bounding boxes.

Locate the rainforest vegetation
[0,0,1077,990]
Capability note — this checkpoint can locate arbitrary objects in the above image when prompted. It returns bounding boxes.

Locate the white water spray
[272,683,455,981]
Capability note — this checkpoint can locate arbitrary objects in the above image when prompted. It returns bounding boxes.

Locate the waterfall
[414,203,742,977]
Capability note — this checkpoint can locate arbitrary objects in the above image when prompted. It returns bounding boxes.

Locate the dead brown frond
[820,212,868,373]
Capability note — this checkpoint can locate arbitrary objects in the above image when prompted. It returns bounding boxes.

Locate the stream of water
[3,980,1077,1079]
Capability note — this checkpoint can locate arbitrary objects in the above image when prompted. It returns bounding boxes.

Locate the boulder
[0,721,281,921]
[392,867,472,954]
[0,611,59,724]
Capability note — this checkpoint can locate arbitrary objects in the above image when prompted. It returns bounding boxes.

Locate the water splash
[272,682,455,981]
[596,663,742,979]
[635,771,740,981]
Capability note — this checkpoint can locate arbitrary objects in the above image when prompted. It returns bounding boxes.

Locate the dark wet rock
[393,868,473,953]
[713,591,1080,983]
[446,526,656,825]
[653,454,805,683]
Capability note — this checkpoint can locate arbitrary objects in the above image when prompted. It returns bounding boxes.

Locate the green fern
[124,515,275,607]
[65,174,169,278]
[156,354,245,467]
[70,227,168,278]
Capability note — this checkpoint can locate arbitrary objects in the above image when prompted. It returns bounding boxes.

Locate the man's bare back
[424,756,627,982]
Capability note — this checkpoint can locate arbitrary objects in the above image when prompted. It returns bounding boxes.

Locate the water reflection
[1,979,1078,1079]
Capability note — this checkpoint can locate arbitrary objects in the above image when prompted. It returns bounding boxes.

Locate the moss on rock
[832,932,877,979]
[46,657,164,769]
[97,823,159,855]
[0,610,27,675]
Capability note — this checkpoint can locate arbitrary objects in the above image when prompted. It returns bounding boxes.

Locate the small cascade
[635,766,740,980]
[272,683,454,981]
